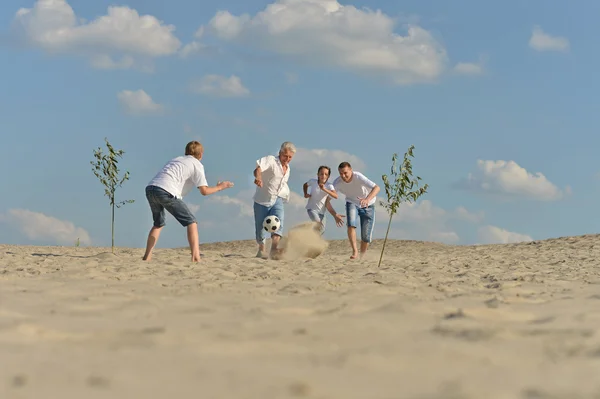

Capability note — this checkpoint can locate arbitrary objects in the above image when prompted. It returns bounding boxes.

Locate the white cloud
[292,148,367,181]
[203,0,448,85]
[117,90,163,115]
[13,0,181,69]
[0,209,91,245]
[186,203,201,214]
[477,225,532,244]
[179,41,205,58]
[453,62,483,75]
[454,159,569,201]
[374,200,484,244]
[179,26,206,58]
[453,54,487,75]
[206,193,255,218]
[451,206,485,224]
[529,26,569,52]
[89,54,135,70]
[191,74,250,97]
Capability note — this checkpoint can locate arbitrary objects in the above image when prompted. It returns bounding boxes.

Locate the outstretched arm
[199,181,234,196]
[325,197,345,227]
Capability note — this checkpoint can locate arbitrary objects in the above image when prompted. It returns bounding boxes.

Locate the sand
[2,228,600,398]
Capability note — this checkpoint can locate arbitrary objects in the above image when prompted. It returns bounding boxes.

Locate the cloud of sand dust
[280,222,328,260]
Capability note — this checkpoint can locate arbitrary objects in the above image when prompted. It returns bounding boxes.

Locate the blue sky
[0,0,597,249]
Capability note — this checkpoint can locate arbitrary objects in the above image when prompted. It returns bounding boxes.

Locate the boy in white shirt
[333,161,380,259]
[303,165,344,234]
[142,141,234,262]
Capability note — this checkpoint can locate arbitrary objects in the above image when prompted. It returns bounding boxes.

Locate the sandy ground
[2,226,600,399]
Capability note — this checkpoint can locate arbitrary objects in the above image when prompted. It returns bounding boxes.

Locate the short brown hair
[185,141,203,158]
[338,161,352,169]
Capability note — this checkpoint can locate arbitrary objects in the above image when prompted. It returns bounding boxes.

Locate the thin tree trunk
[111,200,115,254]
[378,213,394,268]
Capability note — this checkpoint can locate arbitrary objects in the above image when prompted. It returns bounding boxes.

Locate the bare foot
[270,248,284,260]
[142,256,151,261]
[350,251,359,259]
[256,250,268,259]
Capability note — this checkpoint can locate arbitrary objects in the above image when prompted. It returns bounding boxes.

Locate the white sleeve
[256,155,273,172]
[354,172,376,189]
[194,164,208,187]
[332,177,341,189]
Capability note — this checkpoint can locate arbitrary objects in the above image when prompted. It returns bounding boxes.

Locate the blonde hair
[185,141,203,158]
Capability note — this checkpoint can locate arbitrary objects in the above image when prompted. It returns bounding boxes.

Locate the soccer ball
[263,215,281,232]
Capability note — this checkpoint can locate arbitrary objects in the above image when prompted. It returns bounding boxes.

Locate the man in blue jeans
[333,161,380,259]
[252,141,295,259]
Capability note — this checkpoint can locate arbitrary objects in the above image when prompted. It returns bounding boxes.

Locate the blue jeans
[146,185,196,227]
[307,209,326,234]
[346,202,375,243]
[253,197,284,244]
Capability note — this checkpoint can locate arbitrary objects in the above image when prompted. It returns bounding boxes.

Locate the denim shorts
[146,185,197,227]
[253,197,284,244]
[307,209,326,234]
[345,202,375,243]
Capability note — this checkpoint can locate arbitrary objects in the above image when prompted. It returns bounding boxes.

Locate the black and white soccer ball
[263,215,281,232]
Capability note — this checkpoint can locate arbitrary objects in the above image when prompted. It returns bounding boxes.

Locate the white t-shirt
[148,155,208,199]
[333,171,377,207]
[253,155,291,206]
[305,179,335,214]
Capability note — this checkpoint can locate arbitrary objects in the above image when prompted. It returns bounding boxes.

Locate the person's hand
[254,178,263,187]
[359,198,369,208]
[304,193,311,198]
[218,181,234,189]
[318,182,325,190]
[334,213,345,227]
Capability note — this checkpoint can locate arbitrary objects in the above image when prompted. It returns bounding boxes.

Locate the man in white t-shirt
[143,141,234,262]
[333,161,380,259]
[252,141,295,259]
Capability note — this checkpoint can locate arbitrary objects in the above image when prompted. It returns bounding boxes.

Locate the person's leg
[253,201,269,258]
[143,186,166,261]
[319,212,326,235]
[306,209,323,233]
[160,190,201,262]
[358,205,376,256]
[143,226,163,261]
[345,202,359,259]
[269,198,284,256]
[187,223,201,262]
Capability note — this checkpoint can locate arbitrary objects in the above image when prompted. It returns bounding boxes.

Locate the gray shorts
[145,185,196,227]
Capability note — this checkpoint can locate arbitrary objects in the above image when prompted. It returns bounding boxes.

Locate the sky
[0,0,598,249]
